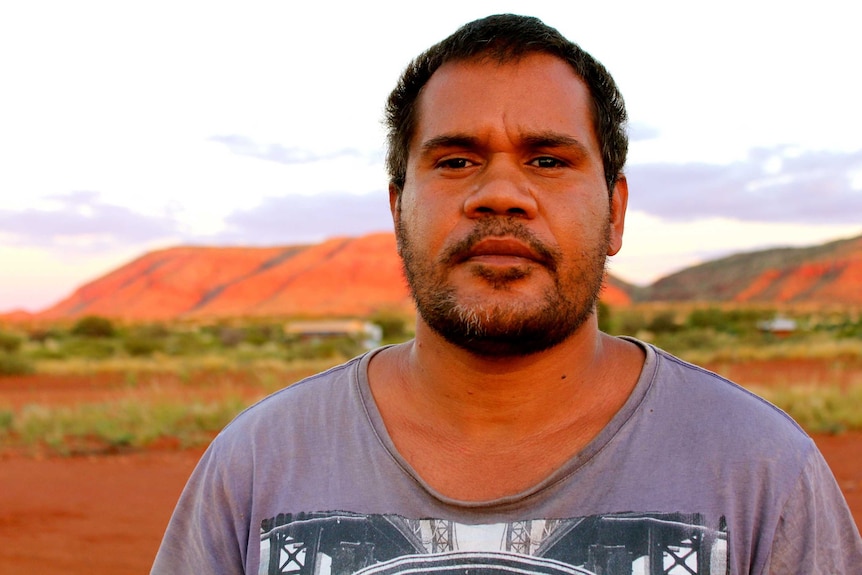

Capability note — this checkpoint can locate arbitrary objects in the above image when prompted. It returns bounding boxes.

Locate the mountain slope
[36,232,631,321]
[643,234,862,304]
[32,231,862,322]
[39,234,412,321]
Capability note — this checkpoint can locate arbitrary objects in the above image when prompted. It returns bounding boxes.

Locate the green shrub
[244,324,284,346]
[650,330,731,357]
[164,331,213,356]
[687,308,729,331]
[835,319,862,339]
[285,336,364,362]
[60,338,116,359]
[0,352,35,376]
[118,324,171,356]
[596,301,612,333]
[647,311,680,334]
[27,328,62,343]
[369,310,410,342]
[0,331,23,353]
[0,409,13,433]
[26,346,67,360]
[71,315,116,338]
[613,309,649,336]
[135,323,171,338]
[123,335,164,356]
[217,326,245,348]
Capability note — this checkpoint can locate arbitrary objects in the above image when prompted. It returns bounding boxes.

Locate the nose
[463,157,538,219]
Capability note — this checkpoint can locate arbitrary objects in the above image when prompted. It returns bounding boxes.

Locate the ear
[389,183,403,255]
[388,182,400,223]
[607,175,628,256]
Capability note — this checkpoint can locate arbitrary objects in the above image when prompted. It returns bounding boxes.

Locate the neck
[366,314,645,501]
[389,316,615,437]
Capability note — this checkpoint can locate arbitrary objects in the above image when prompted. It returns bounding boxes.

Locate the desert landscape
[1,232,861,574]
[0,358,860,575]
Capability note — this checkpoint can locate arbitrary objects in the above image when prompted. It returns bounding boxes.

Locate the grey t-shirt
[152,340,862,574]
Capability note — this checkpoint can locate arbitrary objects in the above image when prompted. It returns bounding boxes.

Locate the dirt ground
[1,360,861,575]
[0,447,204,574]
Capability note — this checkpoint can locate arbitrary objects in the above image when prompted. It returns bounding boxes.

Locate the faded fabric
[151,340,862,575]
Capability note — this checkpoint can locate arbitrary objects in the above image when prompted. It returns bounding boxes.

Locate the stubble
[396,209,610,357]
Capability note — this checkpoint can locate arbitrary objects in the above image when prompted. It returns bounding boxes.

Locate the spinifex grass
[32,353,340,378]
[751,383,862,435]
[0,356,346,457]
[674,335,862,366]
[2,396,248,456]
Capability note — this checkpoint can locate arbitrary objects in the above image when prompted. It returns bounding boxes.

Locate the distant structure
[285,320,383,350]
[756,316,797,336]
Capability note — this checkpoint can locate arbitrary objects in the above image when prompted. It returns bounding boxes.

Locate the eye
[437,157,474,169]
[529,156,566,168]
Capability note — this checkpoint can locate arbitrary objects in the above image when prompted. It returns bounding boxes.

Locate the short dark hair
[385,14,628,195]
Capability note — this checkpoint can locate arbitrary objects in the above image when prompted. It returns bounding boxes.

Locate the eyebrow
[419,133,481,155]
[419,131,590,156]
[521,131,590,155]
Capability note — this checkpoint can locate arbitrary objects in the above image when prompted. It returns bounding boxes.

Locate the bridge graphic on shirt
[259,511,728,574]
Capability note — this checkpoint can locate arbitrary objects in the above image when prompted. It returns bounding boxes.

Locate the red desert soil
[1,361,860,575]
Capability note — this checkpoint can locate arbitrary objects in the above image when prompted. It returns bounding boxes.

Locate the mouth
[453,237,555,270]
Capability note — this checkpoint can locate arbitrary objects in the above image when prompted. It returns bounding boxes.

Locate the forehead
[412,53,598,150]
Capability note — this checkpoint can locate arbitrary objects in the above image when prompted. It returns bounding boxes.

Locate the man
[152,15,862,575]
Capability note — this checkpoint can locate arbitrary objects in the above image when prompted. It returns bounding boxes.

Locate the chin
[420,292,594,358]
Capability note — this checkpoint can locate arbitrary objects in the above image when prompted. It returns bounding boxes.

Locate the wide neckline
[354,337,659,509]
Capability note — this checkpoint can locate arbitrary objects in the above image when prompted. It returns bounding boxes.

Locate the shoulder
[767,446,862,572]
[176,351,379,498]
[240,354,362,414]
[649,342,806,431]
[210,352,372,451]
[626,339,815,469]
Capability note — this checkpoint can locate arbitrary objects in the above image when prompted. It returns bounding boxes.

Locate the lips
[453,236,555,270]
[441,219,559,272]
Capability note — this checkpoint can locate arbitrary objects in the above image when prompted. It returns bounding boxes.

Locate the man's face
[391,53,627,357]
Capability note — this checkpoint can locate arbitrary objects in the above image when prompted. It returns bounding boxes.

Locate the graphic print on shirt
[259,511,729,574]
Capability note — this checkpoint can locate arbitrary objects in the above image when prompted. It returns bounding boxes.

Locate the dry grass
[1,397,246,455]
[675,336,862,365]
[0,356,346,456]
[4,324,862,455]
[32,353,341,377]
[752,384,862,434]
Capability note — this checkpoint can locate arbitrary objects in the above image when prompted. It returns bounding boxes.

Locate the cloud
[218,191,393,244]
[0,191,177,249]
[626,147,862,224]
[628,122,660,141]
[209,134,378,165]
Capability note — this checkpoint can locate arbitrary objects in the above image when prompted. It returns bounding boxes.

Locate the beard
[396,210,610,358]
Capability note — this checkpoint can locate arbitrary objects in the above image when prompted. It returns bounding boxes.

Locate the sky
[2,1,861,313]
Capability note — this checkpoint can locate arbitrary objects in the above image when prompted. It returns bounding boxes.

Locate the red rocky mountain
[35,232,631,321]
[643,234,862,305]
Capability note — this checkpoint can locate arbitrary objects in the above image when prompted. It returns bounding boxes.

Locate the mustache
[441,218,560,272]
